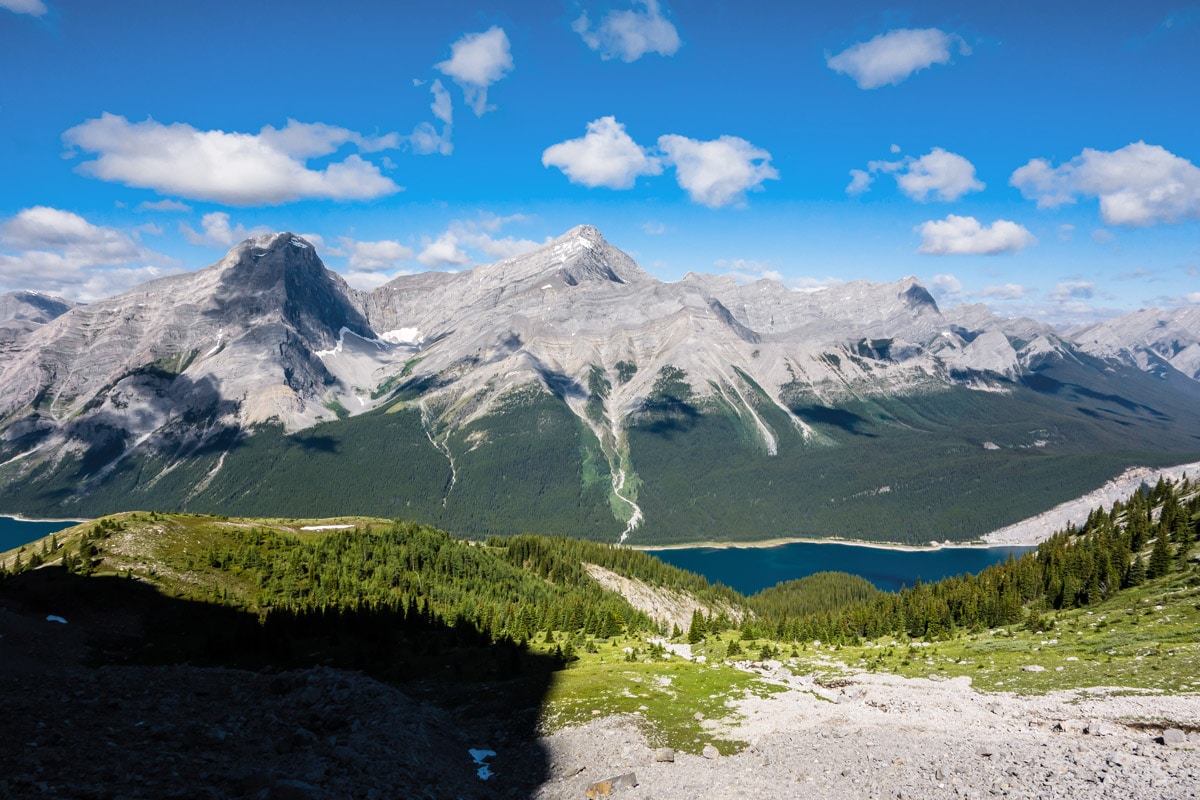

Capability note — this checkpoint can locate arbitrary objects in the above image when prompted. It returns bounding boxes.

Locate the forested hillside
[1,474,1196,671]
[741,475,1200,644]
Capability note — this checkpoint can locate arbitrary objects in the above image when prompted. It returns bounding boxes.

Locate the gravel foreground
[536,665,1200,800]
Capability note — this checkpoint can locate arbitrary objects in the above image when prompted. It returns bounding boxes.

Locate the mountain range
[1,226,1198,544]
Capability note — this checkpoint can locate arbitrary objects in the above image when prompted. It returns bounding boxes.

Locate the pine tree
[1148,534,1173,579]
[1175,517,1194,571]
[1124,554,1147,587]
[687,608,707,644]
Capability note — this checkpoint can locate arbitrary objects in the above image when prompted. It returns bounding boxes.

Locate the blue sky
[2,0,1198,325]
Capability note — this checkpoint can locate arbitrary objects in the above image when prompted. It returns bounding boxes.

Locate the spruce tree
[1124,554,1147,587]
[1148,533,1173,579]
[1175,517,1194,571]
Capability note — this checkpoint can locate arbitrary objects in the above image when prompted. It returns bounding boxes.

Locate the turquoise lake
[0,513,1031,596]
[646,541,1034,595]
[0,516,82,554]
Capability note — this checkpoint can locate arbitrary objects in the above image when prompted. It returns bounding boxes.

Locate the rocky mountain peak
[469,224,652,291]
[208,232,370,349]
[899,278,939,312]
[0,290,77,325]
[217,232,323,284]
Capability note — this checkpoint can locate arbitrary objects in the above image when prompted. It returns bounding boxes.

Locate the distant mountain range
[1,226,1198,544]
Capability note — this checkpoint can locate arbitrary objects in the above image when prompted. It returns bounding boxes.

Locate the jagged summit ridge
[0,224,1196,533]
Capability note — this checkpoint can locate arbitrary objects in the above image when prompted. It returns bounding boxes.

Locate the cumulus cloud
[297,232,326,251]
[542,116,663,189]
[418,232,473,268]
[657,134,779,207]
[0,0,47,15]
[180,212,271,248]
[1049,280,1096,302]
[1010,142,1200,226]
[445,215,546,261]
[342,215,544,279]
[846,168,873,196]
[827,28,970,89]
[62,114,401,206]
[340,238,415,272]
[930,273,963,297]
[573,0,681,62]
[436,27,514,116]
[0,206,180,300]
[409,79,454,155]
[864,147,984,201]
[916,215,1037,255]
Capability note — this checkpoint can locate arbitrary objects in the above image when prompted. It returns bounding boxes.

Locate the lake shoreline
[635,460,1200,554]
[633,535,1000,554]
[1,514,90,525]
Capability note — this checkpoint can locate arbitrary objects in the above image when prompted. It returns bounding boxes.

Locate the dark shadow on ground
[0,567,557,799]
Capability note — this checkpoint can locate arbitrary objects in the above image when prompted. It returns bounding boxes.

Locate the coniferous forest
[2,473,1197,674]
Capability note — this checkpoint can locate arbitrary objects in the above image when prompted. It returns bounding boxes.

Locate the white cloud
[298,232,326,251]
[436,27,514,116]
[257,120,398,157]
[978,283,1029,300]
[714,258,784,284]
[1049,280,1095,302]
[573,0,681,62]
[180,212,271,248]
[409,79,454,156]
[62,114,401,206]
[137,199,191,213]
[542,116,663,189]
[846,168,873,196]
[657,134,779,207]
[1091,228,1116,244]
[930,273,963,296]
[642,220,669,235]
[714,258,840,291]
[1010,141,1200,226]
[446,216,546,261]
[0,206,180,301]
[866,147,984,202]
[1057,223,1075,241]
[916,215,1037,255]
[341,270,409,292]
[340,238,415,272]
[890,144,901,154]
[418,232,473,268]
[0,0,47,16]
[827,28,969,89]
[1,206,141,258]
